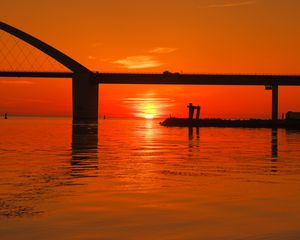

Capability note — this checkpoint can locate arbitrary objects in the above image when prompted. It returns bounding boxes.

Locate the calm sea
[1,117,300,240]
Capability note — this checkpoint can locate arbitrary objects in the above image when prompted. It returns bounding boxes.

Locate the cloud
[112,55,162,69]
[1,97,51,107]
[148,47,177,54]
[88,55,97,60]
[200,0,256,9]
[0,80,34,85]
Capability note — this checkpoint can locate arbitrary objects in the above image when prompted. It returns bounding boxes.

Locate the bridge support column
[272,82,278,124]
[72,72,98,123]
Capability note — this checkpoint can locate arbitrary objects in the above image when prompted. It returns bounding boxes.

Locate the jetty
[160,104,300,129]
[161,118,290,128]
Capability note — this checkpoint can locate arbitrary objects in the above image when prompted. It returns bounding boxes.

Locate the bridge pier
[272,82,278,124]
[72,72,98,123]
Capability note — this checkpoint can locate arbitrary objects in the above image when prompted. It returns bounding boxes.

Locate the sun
[145,114,154,119]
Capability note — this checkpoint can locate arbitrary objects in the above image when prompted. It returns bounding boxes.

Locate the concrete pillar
[195,106,200,120]
[72,72,98,123]
[187,103,194,119]
[272,82,278,124]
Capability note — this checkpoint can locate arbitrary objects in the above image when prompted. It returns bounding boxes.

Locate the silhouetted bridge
[1,21,300,123]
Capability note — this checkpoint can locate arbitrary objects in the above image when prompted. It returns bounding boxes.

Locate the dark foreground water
[1,117,300,240]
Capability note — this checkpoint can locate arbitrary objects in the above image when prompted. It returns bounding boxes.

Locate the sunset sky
[1,0,300,119]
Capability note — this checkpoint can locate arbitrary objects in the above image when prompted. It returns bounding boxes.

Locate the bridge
[1,21,300,123]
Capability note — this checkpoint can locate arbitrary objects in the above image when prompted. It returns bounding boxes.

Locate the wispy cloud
[200,0,256,9]
[1,97,50,105]
[88,55,97,60]
[148,47,177,54]
[112,55,162,69]
[0,80,34,85]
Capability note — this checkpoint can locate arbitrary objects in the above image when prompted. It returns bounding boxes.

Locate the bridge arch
[0,21,91,74]
[0,21,98,122]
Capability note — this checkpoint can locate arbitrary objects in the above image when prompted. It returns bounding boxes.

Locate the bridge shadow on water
[71,122,99,178]
[271,128,278,159]
[69,122,300,178]
[187,126,280,173]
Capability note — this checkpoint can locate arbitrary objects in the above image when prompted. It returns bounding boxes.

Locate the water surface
[1,117,300,240]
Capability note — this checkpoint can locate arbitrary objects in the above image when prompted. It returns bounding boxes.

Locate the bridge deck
[97,73,300,86]
[1,71,300,86]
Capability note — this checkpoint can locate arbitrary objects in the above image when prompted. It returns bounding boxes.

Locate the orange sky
[1,0,300,119]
